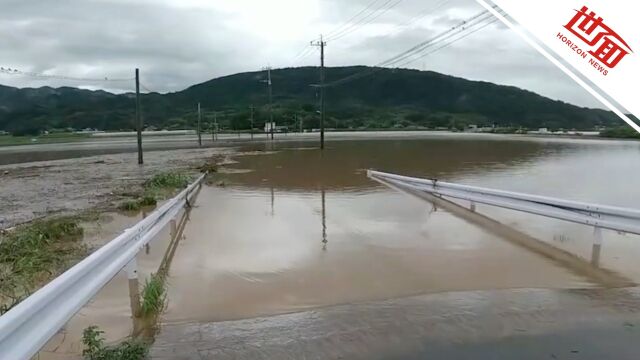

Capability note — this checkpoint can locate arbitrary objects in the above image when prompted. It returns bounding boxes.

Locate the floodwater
[24,133,640,357]
[161,134,640,324]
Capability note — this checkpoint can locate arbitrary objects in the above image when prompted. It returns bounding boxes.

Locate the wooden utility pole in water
[197,102,202,147]
[261,67,274,140]
[135,68,143,164]
[311,35,326,150]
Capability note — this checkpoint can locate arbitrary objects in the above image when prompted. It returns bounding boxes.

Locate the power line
[325,0,404,42]
[0,67,133,82]
[384,0,453,37]
[290,46,316,65]
[395,17,501,68]
[139,81,157,94]
[378,10,495,67]
[324,0,384,39]
[323,8,501,87]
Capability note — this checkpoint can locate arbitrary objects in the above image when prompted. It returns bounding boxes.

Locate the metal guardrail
[0,173,205,360]
[368,170,640,270]
[367,170,640,236]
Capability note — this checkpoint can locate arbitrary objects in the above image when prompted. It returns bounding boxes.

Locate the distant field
[0,133,91,147]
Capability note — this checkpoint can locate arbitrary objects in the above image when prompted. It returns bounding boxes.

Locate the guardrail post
[170,219,177,240]
[591,226,603,266]
[470,201,476,212]
[125,258,141,317]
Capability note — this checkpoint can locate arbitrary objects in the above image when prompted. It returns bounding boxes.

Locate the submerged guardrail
[0,173,205,360]
[368,170,640,268]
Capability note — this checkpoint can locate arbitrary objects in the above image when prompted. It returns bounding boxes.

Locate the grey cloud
[0,0,603,108]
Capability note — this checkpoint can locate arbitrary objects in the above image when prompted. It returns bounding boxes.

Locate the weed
[117,201,141,212]
[138,195,157,207]
[140,273,166,317]
[0,217,86,313]
[144,172,190,190]
[117,196,157,212]
[82,326,148,360]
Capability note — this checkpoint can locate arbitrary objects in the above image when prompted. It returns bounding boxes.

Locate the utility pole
[250,105,254,140]
[261,67,274,140]
[197,102,202,147]
[135,68,143,164]
[299,115,303,133]
[311,35,326,150]
[214,112,218,141]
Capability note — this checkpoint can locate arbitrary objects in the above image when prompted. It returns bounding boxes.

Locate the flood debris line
[0,217,87,314]
[0,147,234,229]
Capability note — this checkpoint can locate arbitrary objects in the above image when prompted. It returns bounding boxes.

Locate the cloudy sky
[0,0,600,108]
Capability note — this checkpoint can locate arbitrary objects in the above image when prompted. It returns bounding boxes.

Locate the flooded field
[15,132,640,358]
[161,135,640,321]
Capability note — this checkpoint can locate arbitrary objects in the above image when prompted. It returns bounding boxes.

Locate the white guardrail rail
[0,173,205,360]
[367,170,640,236]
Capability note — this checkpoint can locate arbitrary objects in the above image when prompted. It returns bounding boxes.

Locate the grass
[0,217,86,314]
[117,172,190,212]
[82,326,148,360]
[144,172,190,190]
[117,200,142,212]
[0,133,91,147]
[140,273,166,318]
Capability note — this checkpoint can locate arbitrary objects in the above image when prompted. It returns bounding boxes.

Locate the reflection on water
[225,137,556,191]
[35,134,640,357]
[162,135,640,323]
[321,189,327,250]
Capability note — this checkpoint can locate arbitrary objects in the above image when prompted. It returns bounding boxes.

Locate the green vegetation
[117,200,143,212]
[0,133,90,147]
[600,126,640,139]
[82,326,148,360]
[0,217,86,314]
[144,172,191,190]
[117,171,191,212]
[117,196,158,212]
[0,67,627,134]
[140,273,166,317]
[138,195,158,207]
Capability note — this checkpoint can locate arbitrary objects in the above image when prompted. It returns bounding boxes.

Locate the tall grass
[140,273,166,317]
[144,172,190,190]
[0,218,86,314]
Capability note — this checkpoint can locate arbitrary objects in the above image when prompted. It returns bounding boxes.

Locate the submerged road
[151,287,640,359]
[147,137,640,359]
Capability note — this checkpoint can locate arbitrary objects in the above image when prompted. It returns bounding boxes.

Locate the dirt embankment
[0,147,234,230]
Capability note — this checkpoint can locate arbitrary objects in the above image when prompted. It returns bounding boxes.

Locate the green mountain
[0,66,621,135]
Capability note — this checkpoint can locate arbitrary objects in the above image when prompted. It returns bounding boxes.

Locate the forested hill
[0,66,620,134]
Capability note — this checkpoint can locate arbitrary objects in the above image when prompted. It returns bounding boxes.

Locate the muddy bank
[0,147,234,229]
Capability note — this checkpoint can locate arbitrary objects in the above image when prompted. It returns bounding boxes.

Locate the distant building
[264,123,288,133]
[264,122,275,133]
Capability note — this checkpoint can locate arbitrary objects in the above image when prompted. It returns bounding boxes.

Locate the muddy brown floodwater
[15,133,640,358]
[161,136,640,323]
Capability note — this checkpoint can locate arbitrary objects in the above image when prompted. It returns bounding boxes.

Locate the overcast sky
[0,0,601,108]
